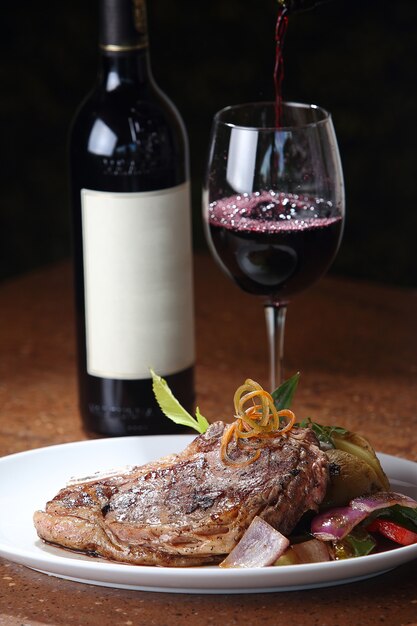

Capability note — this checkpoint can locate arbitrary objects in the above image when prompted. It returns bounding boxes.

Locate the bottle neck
[98,50,151,89]
[98,0,151,88]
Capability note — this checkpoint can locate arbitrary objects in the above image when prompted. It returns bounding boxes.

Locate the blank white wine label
[81,183,194,379]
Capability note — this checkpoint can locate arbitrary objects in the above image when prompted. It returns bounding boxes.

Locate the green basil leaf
[271,371,300,410]
[150,369,210,434]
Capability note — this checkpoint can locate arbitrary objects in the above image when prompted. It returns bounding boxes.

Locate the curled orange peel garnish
[220,379,295,466]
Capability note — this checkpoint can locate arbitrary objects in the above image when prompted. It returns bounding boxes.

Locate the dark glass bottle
[69,0,195,436]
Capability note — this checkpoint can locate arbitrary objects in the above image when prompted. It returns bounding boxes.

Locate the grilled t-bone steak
[34,422,328,566]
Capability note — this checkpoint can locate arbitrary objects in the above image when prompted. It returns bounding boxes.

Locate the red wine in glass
[208,191,343,302]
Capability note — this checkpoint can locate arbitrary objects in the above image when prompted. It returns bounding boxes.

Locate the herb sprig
[297,418,348,449]
[151,369,210,434]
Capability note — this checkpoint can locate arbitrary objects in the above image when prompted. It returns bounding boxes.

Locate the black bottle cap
[99,0,148,51]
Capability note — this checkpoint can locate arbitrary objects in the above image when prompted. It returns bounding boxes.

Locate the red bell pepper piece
[367,519,417,546]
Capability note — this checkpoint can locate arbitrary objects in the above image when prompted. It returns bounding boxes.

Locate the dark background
[1,0,416,286]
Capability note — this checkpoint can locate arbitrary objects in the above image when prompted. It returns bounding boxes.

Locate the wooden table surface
[1,253,417,625]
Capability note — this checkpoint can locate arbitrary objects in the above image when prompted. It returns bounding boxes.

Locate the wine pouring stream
[203,2,344,391]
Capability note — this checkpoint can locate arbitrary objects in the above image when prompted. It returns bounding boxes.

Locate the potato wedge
[331,431,390,491]
[323,448,387,507]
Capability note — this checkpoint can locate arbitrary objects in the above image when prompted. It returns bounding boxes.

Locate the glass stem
[264,304,287,392]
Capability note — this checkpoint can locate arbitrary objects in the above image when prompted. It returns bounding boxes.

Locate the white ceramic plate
[0,436,416,594]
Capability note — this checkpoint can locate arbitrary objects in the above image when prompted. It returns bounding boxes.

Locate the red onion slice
[350,491,417,512]
[220,516,290,568]
[312,491,417,542]
[311,506,368,541]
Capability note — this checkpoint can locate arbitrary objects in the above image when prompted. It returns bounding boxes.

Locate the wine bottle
[69,0,195,436]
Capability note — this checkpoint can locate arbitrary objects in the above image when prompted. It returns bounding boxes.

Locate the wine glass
[202,101,345,391]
